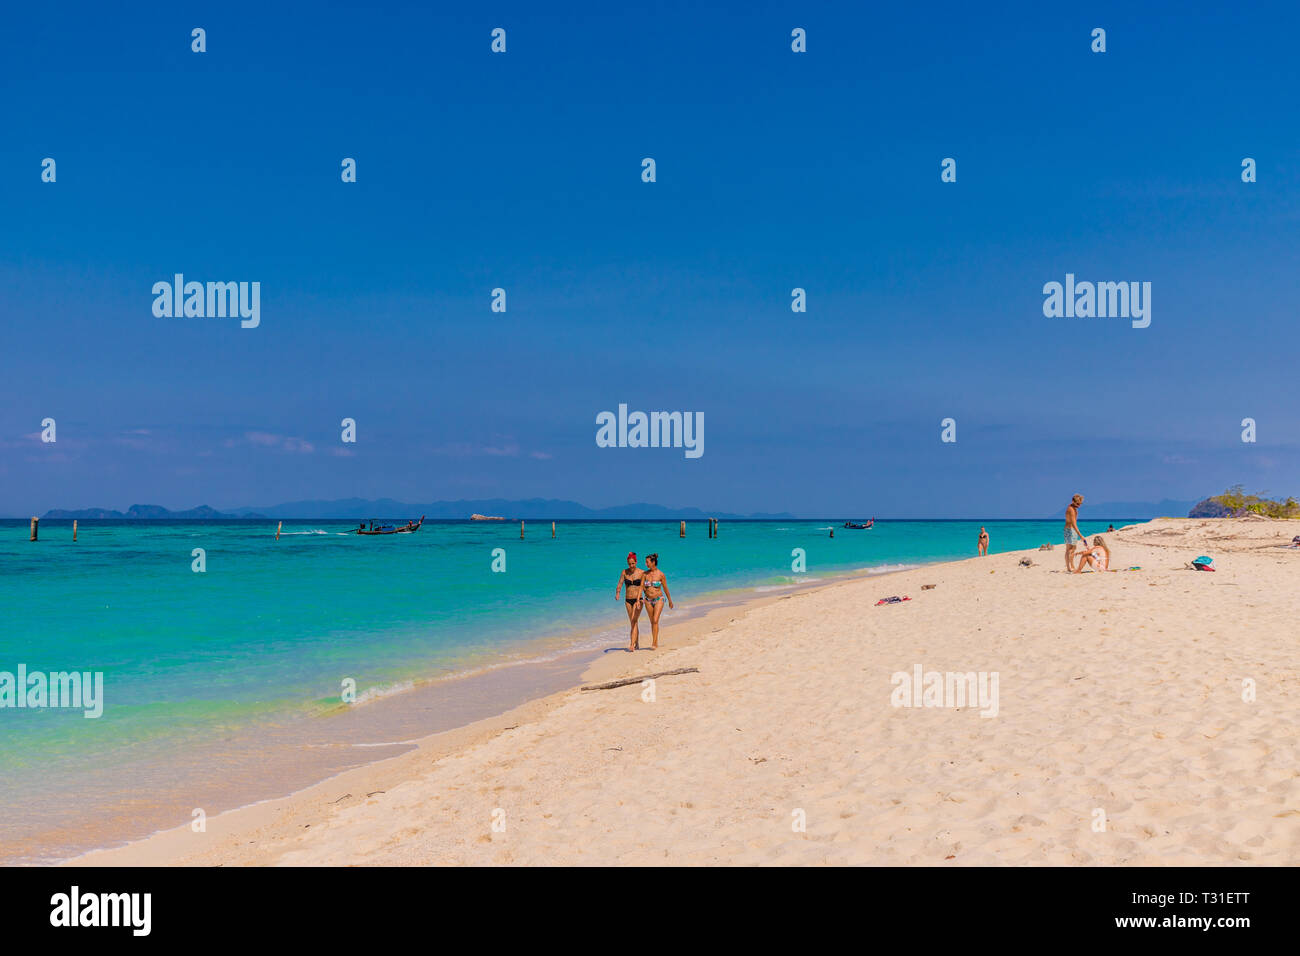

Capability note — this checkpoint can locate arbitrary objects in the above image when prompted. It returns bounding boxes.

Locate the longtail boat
[356,516,425,535]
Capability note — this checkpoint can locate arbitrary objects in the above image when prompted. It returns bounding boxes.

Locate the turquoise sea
[0,517,1124,861]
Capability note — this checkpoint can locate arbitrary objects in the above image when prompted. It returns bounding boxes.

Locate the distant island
[43,504,265,520]
[41,498,795,521]
[226,497,796,520]
[35,492,1296,521]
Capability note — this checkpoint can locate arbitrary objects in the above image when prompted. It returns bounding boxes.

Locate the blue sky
[2,1,1298,517]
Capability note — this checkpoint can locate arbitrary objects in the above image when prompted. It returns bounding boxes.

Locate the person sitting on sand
[1073,535,1110,573]
[640,553,673,650]
[1064,494,1086,571]
[977,526,989,557]
[616,552,645,652]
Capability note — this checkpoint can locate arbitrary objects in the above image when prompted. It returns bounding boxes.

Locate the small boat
[357,516,424,535]
[842,519,875,530]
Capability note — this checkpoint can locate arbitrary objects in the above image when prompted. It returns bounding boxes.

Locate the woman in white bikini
[640,553,673,650]
[1073,535,1110,573]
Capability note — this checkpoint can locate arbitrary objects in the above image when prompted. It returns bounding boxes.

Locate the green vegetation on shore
[1190,486,1300,519]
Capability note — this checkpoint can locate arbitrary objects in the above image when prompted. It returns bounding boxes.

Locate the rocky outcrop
[1188,497,1232,518]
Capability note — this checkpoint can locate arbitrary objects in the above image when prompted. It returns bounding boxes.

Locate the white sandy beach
[73,518,1300,866]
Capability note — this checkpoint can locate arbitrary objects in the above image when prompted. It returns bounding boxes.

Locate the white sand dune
[74,518,1300,866]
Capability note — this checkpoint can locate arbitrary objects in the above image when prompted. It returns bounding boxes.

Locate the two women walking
[616,552,673,652]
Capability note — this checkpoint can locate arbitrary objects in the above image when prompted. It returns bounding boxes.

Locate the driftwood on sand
[581,668,699,691]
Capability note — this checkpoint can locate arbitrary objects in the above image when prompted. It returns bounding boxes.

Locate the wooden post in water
[521,520,525,540]
[73,520,78,542]
[713,518,719,538]
[680,520,685,538]
[551,521,556,539]
[276,521,282,541]
[29,517,38,541]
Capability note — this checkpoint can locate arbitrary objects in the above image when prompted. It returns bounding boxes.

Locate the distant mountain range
[41,498,794,520]
[34,496,1213,521]
[236,497,798,520]
[42,504,270,520]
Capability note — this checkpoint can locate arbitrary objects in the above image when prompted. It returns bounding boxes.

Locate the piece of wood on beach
[680,520,686,538]
[581,667,699,691]
[29,517,38,541]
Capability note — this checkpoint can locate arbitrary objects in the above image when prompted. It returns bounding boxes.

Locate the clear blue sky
[2,0,1297,517]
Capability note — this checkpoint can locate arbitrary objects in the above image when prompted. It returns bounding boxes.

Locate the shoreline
[60,559,914,866]
[69,517,1300,866]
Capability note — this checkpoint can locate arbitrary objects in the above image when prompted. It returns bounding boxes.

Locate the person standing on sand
[1064,494,1086,571]
[977,526,990,556]
[640,553,673,650]
[616,552,645,652]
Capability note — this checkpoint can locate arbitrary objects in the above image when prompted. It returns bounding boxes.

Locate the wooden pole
[520,520,525,539]
[713,518,718,537]
[551,521,556,538]
[276,521,282,541]
[679,520,685,538]
[73,520,78,542]
[29,517,38,541]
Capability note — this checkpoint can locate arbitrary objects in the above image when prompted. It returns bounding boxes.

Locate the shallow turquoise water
[0,517,1120,779]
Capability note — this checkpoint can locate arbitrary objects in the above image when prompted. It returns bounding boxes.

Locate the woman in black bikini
[616,552,645,652]
[640,553,673,650]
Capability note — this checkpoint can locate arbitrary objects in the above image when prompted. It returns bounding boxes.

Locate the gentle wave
[753,576,825,592]
[861,563,920,574]
[352,680,416,705]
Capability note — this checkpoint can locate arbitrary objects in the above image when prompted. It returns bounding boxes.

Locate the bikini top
[624,571,643,586]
